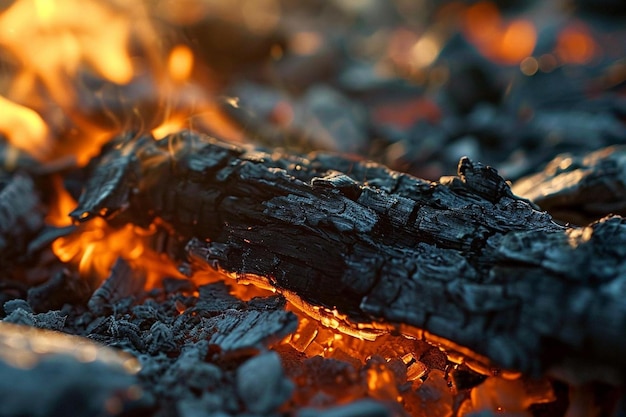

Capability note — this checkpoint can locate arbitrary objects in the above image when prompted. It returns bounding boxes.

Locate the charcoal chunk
[0,323,146,417]
[77,131,626,380]
[236,351,293,414]
[298,399,391,417]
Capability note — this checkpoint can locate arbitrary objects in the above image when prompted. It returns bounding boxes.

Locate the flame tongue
[47,172,182,288]
[0,0,240,166]
[0,96,50,161]
[0,0,138,94]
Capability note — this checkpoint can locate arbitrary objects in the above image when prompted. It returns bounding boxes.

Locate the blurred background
[0,0,625,179]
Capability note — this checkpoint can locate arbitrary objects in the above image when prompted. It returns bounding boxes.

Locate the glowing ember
[270,280,557,416]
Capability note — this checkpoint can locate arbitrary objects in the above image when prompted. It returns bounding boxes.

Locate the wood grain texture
[73,131,626,381]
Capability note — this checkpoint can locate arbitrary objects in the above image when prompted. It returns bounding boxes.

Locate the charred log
[73,131,626,381]
[513,145,626,225]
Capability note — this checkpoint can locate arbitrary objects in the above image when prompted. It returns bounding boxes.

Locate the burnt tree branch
[72,131,626,382]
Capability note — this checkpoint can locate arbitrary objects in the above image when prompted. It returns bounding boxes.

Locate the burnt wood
[513,145,626,226]
[0,173,44,267]
[73,131,626,381]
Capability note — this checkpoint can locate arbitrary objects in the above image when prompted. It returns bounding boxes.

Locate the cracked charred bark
[73,131,626,382]
[513,145,626,226]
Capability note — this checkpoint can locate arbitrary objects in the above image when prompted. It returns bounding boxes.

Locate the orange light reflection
[464,1,536,65]
[45,175,76,227]
[556,24,598,65]
[52,217,183,288]
[167,44,195,83]
[48,180,183,287]
[0,96,50,161]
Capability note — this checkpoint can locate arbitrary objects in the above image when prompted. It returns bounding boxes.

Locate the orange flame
[167,44,195,84]
[0,95,50,161]
[0,0,152,165]
[47,179,182,287]
[0,0,139,103]
[0,0,248,166]
[0,0,219,165]
[45,176,77,227]
[52,217,184,288]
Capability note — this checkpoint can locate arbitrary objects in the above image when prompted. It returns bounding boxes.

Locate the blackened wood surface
[73,131,626,380]
[0,173,44,267]
[513,145,626,225]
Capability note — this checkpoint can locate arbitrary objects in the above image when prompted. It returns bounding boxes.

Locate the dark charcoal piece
[3,304,66,331]
[236,351,293,414]
[450,366,488,391]
[0,322,149,417]
[437,35,505,115]
[27,269,91,313]
[513,145,626,225]
[73,131,626,382]
[0,173,44,267]
[178,284,298,354]
[298,399,392,417]
[88,258,146,315]
[195,296,297,353]
[70,133,144,222]
[3,299,32,315]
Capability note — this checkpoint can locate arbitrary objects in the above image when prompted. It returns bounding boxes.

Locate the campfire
[0,1,625,416]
